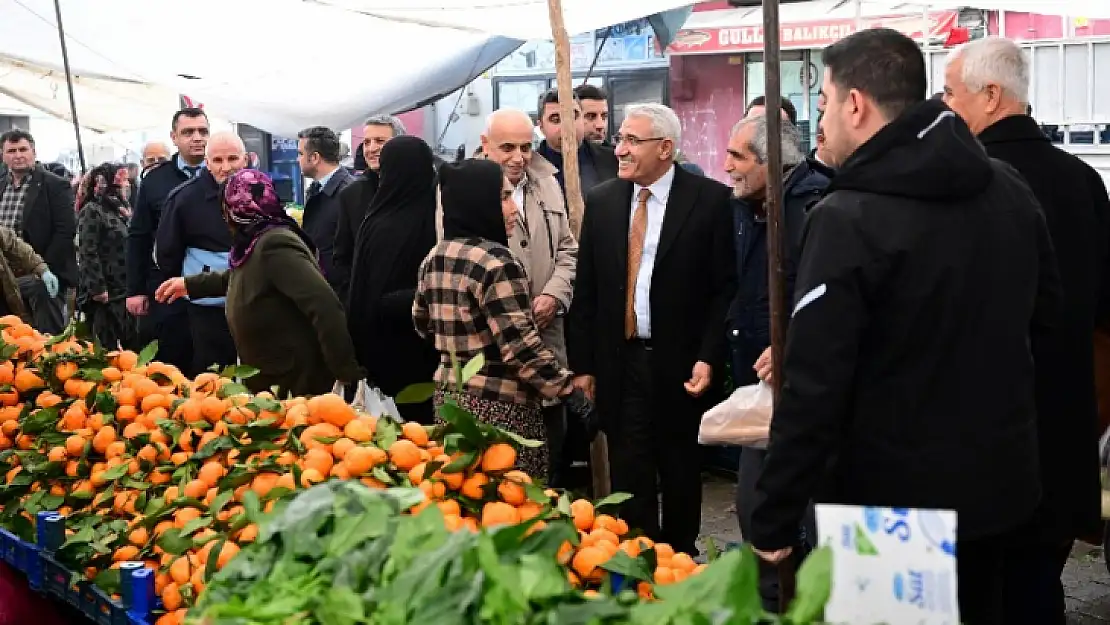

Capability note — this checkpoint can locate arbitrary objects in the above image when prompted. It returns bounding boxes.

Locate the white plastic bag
[332,380,400,419]
[697,382,774,448]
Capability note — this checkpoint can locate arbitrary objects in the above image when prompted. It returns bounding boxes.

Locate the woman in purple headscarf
[155,169,363,396]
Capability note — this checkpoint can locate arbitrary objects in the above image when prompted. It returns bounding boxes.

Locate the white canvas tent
[0,0,693,137]
[876,0,1110,18]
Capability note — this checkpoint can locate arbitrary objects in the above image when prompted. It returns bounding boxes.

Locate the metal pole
[52,0,86,174]
[763,0,796,610]
[546,0,610,498]
[583,27,612,83]
[763,1,786,406]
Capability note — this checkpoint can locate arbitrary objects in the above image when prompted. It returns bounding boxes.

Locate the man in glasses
[569,102,735,556]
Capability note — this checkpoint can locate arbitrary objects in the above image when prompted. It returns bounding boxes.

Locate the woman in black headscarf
[347,136,440,423]
[413,159,593,479]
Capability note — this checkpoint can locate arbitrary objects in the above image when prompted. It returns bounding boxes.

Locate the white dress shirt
[630,164,676,339]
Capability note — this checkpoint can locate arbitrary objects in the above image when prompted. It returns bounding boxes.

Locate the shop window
[497,80,548,116]
[1094,43,1110,120]
[610,76,667,129]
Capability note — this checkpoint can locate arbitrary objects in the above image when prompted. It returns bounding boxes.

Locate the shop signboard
[669,11,958,54]
[815,504,959,625]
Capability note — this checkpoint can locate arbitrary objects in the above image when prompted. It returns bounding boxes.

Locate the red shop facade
[665,1,961,182]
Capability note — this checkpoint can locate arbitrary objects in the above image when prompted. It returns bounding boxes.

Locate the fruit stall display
[0,317,831,624]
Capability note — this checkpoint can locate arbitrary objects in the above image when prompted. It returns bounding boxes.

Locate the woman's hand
[154,278,188,304]
[92,292,109,303]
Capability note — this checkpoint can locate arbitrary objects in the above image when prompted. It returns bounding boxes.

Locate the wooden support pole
[546,0,610,498]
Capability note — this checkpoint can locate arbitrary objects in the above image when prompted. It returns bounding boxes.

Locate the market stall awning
[0,0,520,136]
[668,0,957,54]
[312,0,694,44]
[0,56,179,134]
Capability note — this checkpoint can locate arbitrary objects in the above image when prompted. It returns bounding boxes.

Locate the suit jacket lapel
[611,182,634,278]
[656,166,695,264]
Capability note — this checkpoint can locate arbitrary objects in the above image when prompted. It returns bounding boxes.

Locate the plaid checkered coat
[413,238,571,407]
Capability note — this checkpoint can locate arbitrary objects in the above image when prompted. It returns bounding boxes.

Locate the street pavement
[696,473,1110,623]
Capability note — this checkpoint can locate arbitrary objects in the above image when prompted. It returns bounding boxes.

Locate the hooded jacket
[750,100,1063,550]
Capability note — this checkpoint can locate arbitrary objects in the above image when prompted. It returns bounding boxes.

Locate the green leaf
[785,546,833,624]
[217,383,250,399]
[221,364,260,380]
[0,343,17,360]
[438,401,485,448]
[374,418,400,450]
[77,368,104,382]
[600,550,654,582]
[21,407,60,434]
[94,568,122,595]
[499,428,544,449]
[179,515,214,537]
[101,463,129,481]
[440,450,476,474]
[194,435,236,460]
[205,538,226,576]
[395,382,435,405]
[137,341,159,366]
[371,466,395,486]
[524,482,549,505]
[594,492,633,509]
[460,353,485,383]
[156,528,195,555]
[208,490,235,517]
[39,493,64,511]
[242,490,262,522]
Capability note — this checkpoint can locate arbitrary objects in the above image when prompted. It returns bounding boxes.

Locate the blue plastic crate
[0,526,37,575]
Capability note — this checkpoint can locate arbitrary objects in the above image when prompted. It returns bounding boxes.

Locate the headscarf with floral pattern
[222,169,316,269]
[75,163,131,217]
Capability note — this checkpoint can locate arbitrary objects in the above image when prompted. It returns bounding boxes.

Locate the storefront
[491,17,670,139]
[666,1,959,181]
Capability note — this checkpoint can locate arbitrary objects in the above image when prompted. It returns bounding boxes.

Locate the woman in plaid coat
[414,159,592,478]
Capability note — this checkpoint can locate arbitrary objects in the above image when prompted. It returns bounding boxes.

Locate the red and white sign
[669,11,958,55]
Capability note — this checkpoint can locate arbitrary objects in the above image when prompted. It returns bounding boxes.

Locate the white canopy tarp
[0,0,520,136]
[0,0,694,137]
[0,56,179,133]
[313,0,694,41]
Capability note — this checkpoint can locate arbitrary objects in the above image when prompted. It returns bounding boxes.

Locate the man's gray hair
[729,116,805,167]
[364,114,407,137]
[948,37,1029,103]
[624,103,682,147]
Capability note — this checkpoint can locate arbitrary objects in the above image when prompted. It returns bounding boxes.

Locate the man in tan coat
[437,108,577,482]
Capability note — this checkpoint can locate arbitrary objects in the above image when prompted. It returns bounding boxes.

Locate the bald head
[481,108,535,185]
[141,141,170,169]
[207,131,247,184]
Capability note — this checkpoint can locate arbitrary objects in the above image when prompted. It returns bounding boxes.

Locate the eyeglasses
[613,134,667,147]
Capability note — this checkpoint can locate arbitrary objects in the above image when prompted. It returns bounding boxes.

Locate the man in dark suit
[568,103,736,555]
[945,37,1110,625]
[0,129,76,333]
[536,88,619,197]
[127,107,209,371]
[333,114,406,302]
[297,126,353,290]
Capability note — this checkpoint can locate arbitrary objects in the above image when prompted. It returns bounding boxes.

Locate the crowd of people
[0,26,1107,624]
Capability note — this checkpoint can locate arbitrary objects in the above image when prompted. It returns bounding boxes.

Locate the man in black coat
[945,37,1110,625]
[568,103,736,556]
[749,29,1061,625]
[0,129,76,333]
[297,126,353,291]
[127,108,209,370]
[535,88,619,196]
[155,132,243,376]
[333,114,406,302]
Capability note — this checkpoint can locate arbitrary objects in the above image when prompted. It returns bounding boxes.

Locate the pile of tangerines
[0,317,704,625]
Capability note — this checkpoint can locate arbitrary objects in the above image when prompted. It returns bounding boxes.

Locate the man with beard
[128,108,209,371]
[155,132,244,375]
[574,84,610,145]
[944,37,1110,625]
[723,114,828,611]
[297,126,353,290]
[0,129,73,333]
[333,114,406,302]
[536,89,618,197]
[748,29,1061,624]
